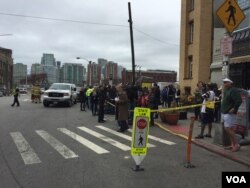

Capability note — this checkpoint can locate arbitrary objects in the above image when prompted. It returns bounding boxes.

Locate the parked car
[0,91,3,97]
[43,83,77,107]
[19,88,28,94]
[0,87,7,96]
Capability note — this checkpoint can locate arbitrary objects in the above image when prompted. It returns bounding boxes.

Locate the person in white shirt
[195,84,215,139]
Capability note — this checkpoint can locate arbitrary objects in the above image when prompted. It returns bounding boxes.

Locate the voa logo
[226,176,247,184]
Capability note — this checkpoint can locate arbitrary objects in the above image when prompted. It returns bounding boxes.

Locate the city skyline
[0,0,181,73]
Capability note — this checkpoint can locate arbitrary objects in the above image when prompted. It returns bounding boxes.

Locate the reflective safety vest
[86,88,93,97]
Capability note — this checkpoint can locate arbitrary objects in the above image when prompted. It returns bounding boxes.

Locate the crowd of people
[76,82,182,132]
[9,79,244,152]
[193,79,242,152]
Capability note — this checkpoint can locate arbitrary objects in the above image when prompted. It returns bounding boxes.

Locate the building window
[185,55,193,79]
[189,0,194,11]
[189,21,194,44]
[184,87,191,95]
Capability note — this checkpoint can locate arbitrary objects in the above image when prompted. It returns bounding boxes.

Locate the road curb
[155,122,250,168]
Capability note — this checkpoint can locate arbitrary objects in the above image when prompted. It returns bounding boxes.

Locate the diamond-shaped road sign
[216,0,246,33]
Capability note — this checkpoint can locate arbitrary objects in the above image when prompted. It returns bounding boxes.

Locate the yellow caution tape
[152,101,220,113]
[106,100,220,113]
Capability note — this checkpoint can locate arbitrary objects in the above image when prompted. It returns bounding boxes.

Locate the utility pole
[128,2,135,86]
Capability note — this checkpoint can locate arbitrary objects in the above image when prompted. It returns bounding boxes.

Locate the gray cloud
[0,0,181,72]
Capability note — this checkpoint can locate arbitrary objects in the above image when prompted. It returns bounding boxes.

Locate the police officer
[11,87,20,107]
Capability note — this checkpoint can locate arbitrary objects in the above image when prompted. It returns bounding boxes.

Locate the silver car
[43,83,77,107]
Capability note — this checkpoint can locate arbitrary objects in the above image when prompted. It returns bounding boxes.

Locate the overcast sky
[0,0,181,72]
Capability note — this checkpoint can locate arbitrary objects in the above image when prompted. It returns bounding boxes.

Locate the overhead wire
[0,12,178,47]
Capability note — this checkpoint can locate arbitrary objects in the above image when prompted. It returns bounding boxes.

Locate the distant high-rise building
[98,58,108,79]
[98,58,108,67]
[87,62,101,86]
[40,53,58,85]
[31,63,41,75]
[13,63,27,86]
[56,61,61,69]
[61,63,85,86]
[105,62,118,80]
[41,53,56,66]
[117,65,124,79]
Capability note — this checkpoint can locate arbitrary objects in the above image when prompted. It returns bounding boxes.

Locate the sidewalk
[155,114,250,168]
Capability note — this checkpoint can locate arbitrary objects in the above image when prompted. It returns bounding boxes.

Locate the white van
[43,83,77,107]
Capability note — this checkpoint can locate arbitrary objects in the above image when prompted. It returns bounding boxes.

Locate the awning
[230,55,250,64]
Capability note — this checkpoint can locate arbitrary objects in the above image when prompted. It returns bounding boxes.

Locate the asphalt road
[0,94,249,188]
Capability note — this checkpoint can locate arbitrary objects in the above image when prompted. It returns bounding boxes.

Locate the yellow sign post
[216,0,246,33]
[131,107,150,171]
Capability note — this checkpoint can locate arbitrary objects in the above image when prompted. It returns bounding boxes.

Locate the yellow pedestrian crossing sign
[131,107,150,169]
[216,0,246,33]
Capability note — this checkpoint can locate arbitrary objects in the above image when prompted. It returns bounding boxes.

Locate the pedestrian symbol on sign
[226,1,236,26]
[216,0,246,33]
[138,135,143,146]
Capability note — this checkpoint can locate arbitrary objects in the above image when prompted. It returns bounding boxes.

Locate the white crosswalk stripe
[9,126,176,165]
[77,126,131,151]
[95,125,156,148]
[127,129,176,145]
[36,130,78,159]
[58,128,109,154]
[10,132,41,165]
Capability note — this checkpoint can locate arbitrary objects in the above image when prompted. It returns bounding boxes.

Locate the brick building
[0,47,13,92]
[122,69,177,85]
[87,62,101,86]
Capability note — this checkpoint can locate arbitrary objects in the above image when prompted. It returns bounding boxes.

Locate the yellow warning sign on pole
[131,107,150,171]
[216,0,246,33]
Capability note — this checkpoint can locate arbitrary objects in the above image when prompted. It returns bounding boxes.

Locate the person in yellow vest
[86,86,93,109]
[31,85,35,103]
[33,85,41,103]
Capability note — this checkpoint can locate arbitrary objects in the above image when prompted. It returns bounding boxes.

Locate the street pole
[221,32,231,79]
[128,2,136,86]
[220,31,232,147]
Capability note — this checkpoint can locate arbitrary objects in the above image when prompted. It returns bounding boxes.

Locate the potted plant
[165,101,180,125]
[158,111,167,123]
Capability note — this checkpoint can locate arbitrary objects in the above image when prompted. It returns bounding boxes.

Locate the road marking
[36,130,78,159]
[78,126,131,151]
[96,126,156,148]
[22,99,31,102]
[128,129,176,145]
[58,128,109,154]
[10,132,41,165]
